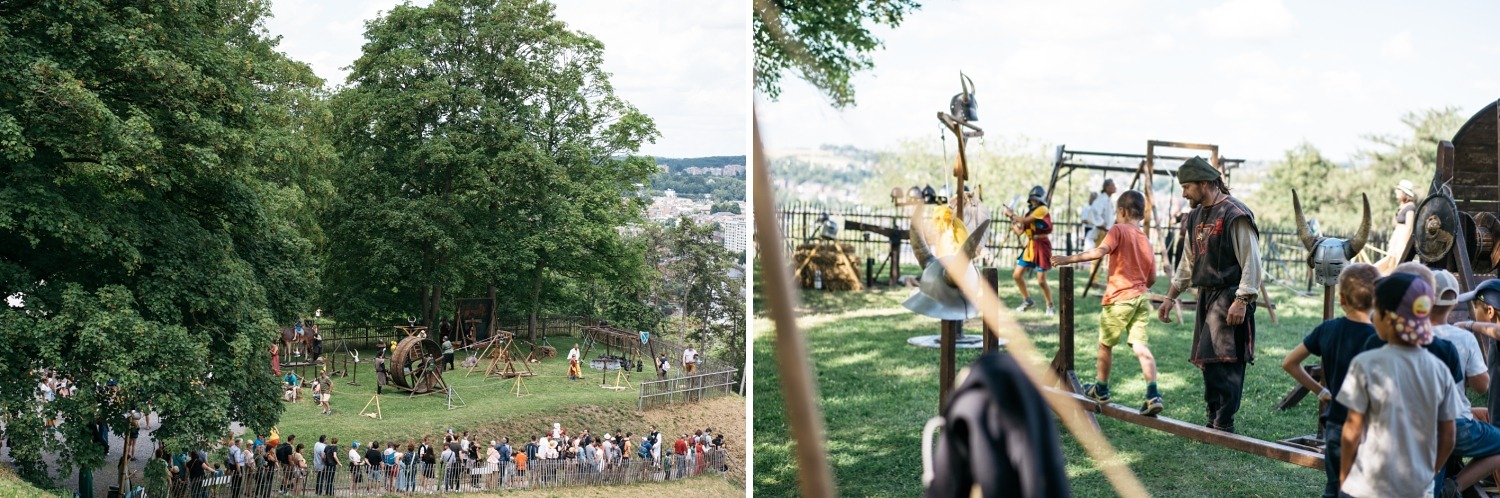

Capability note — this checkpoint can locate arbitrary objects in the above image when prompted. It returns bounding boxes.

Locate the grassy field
[272,344,747,456]
[751,269,1457,497]
[270,345,646,447]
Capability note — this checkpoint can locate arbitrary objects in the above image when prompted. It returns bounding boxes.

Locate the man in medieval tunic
[1156,156,1262,434]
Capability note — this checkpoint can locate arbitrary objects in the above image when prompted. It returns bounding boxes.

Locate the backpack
[637,441,651,459]
[384,452,396,466]
[923,352,1071,498]
[323,446,337,467]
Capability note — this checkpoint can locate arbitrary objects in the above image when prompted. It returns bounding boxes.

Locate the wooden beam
[1043,387,1325,470]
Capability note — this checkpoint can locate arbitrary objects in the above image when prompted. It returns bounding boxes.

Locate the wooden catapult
[466,332,536,380]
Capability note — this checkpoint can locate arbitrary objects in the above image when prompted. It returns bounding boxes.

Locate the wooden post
[866,257,875,290]
[1322,285,1335,321]
[1055,267,1077,375]
[889,218,901,286]
[940,320,960,413]
[983,268,1000,352]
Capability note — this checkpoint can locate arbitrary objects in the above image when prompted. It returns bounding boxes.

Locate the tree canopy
[321,0,660,337]
[753,0,922,107]
[0,0,331,481]
[1246,108,1464,235]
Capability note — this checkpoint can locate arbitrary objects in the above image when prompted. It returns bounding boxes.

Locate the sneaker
[1140,397,1164,416]
[1014,298,1036,313]
[1081,383,1111,404]
[1044,306,1056,317]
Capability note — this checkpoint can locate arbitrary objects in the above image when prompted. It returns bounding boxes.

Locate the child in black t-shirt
[1281,263,1381,498]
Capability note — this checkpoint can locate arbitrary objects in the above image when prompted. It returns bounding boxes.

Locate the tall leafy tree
[753,0,922,107]
[1252,142,1352,231]
[323,0,658,337]
[0,0,330,483]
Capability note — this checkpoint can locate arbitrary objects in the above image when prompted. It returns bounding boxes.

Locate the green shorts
[1099,294,1151,348]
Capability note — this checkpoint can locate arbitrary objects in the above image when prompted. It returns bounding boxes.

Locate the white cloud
[1196,0,1296,39]
[1380,31,1415,60]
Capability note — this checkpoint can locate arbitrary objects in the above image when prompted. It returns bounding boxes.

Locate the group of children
[1284,263,1500,497]
[1037,182,1500,497]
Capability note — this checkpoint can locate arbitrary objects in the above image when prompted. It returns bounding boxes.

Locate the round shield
[1414,192,1460,264]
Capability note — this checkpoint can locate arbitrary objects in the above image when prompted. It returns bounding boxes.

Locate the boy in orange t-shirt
[1053,190,1163,415]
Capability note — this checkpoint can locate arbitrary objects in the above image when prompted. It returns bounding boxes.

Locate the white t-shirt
[313,442,326,471]
[567,348,580,361]
[1337,344,1457,498]
[1090,193,1115,230]
[683,349,697,364]
[1433,323,1486,418]
[349,448,363,466]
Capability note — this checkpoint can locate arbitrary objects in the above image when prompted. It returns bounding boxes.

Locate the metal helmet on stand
[948,73,978,123]
[1293,189,1371,286]
[903,204,992,320]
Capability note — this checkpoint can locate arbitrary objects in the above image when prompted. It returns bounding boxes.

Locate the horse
[280,326,313,364]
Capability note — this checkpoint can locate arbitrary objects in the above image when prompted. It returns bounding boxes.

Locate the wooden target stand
[1044,266,1324,470]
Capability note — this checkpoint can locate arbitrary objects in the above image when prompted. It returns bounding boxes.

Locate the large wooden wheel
[391,336,443,394]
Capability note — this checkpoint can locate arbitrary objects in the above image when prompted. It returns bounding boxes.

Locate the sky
[755,0,1500,163]
[263,0,747,159]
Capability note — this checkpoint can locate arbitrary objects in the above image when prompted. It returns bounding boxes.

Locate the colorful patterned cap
[1374,272,1435,345]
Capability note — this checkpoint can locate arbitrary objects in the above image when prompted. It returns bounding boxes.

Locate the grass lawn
[271,345,645,447]
[751,269,1474,497]
[272,343,749,461]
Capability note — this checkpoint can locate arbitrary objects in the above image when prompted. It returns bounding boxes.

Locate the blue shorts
[1017,258,1049,272]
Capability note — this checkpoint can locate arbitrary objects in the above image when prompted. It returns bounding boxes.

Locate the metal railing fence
[637,369,740,411]
[156,449,732,497]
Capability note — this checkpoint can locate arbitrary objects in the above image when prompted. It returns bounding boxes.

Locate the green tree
[1350,107,1465,218]
[323,0,658,338]
[711,202,743,214]
[1252,142,1353,231]
[753,0,922,107]
[0,0,329,483]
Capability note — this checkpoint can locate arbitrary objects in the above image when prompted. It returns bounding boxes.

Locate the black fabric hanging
[926,352,1072,498]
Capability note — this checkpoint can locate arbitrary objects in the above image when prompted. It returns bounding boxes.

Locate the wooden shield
[1414,193,1460,264]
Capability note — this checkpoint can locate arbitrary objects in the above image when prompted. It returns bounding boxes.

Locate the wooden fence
[775,202,1389,293]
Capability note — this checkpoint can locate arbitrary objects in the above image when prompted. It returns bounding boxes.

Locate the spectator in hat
[1377,179,1420,273]
[1337,272,1455,497]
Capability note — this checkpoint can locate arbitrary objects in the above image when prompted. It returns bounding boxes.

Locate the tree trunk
[488,281,497,335]
[421,285,432,328]
[528,261,545,341]
[431,285,444,339]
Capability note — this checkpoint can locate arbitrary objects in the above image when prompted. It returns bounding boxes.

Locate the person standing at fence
[347,441,364,492]
[290,443,307,495]
[441,441,458,491]
[364,440,383,487]
[657,353,671,380]
[683,346,698,374]
[224,439,244,498]
[276,434,296,494]
[1003,185,1057,316]
[1156,156,1262,434]
[311,435,326,493]
[321,438,339,496]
